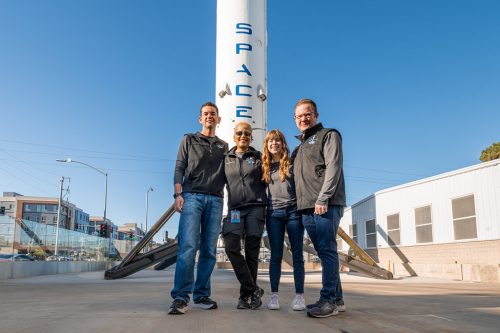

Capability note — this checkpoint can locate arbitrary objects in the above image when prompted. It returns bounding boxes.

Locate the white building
[340,159,500,282]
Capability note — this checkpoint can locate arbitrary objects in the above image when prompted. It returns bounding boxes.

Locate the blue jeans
[266,204,304,294]
[170,193,223,303]
[302,205,344,302]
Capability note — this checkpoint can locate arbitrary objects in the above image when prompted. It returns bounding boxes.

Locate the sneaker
[307,300,338,318]
[267,294,280,310]
[306,300,323,310]
[237,296,251,309]
[249,288,263,310]
[307,299,346,311]
[168,299,188,315]
[291,294,306,311]
[335,299,346,312]
[193,296,218,310]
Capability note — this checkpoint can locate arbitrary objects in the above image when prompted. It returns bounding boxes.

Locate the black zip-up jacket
[224,146,267,210]
[292,123,346,210]
[174,132,228,197]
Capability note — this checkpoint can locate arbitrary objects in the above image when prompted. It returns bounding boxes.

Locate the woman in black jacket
[223,122,267,310]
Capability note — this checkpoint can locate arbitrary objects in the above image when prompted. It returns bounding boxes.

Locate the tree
[32,248,46,261]
[480,142,500,162]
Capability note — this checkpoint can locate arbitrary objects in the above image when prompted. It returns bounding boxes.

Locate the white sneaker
[292,294,306,311]
[267,294,280,310]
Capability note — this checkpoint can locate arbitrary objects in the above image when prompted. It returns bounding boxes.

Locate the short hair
[200,102,219,115]
[294,98,317,114]
[233,121,252,132]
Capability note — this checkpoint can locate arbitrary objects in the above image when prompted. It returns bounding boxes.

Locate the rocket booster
[216,0,268,151]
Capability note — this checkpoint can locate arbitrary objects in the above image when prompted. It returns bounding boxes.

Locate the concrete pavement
[1,267,499,333]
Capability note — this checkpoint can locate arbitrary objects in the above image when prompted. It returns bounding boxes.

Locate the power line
[0,154,56,188]
[0,148,61,177]
[0,166,53,196]
[345,177,400,186]
[0,139,173,161]
[0,158,172,175]
[345,164,426,177]
[1,147,174,162]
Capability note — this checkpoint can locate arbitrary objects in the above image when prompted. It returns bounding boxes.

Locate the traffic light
[100,224,106,237]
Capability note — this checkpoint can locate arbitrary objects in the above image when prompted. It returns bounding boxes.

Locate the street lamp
[144,187,153,252]
[56,158,109,259]
[145,187,154,234]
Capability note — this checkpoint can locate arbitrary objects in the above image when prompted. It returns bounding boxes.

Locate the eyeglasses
[235,130,251,137]
[294,112,315,120]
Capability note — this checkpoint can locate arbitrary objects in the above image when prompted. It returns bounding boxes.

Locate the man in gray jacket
[291,98,346,318]
[169,102,228,315]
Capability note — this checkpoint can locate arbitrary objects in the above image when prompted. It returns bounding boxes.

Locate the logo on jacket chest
[307,135,318,145]
[216,143,225,149]
[245,156,256,166]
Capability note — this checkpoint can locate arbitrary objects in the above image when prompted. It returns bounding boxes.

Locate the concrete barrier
[385,262,500,282]
[0,261,116,280]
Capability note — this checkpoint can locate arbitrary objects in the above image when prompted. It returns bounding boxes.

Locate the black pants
[223,206,265,298]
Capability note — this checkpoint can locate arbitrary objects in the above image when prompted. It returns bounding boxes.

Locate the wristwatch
[173,192,182,199]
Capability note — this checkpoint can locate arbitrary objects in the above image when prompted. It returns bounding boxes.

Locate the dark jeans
[223,206,265,298]
[266,204,304,293]
[302,205,344,302]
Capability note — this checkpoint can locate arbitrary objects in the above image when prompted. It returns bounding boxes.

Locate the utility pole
[55,176,67,257]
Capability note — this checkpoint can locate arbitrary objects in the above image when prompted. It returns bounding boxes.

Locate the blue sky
[1,0,499,241]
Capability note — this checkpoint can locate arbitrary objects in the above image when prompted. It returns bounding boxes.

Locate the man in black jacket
[292,98,346,318]
[169,102,228,315]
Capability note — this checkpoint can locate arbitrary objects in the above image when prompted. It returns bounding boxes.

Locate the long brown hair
[262,129,291,184]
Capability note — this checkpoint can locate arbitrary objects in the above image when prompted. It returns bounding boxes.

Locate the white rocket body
[216,0,267,151]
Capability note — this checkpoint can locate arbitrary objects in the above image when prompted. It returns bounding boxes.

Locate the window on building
[349,224,358,244]
[41,216,46,222]
[415,205,433,243]
[452,195,477,240]
[52,216,57,223]
[387,214,401,246]
[366,219,377,248]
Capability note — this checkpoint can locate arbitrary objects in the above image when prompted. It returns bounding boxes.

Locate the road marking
[406,314,453,322]
[426,314,453,322]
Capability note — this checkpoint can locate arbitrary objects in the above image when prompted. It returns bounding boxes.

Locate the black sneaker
[168,299,188,315]
[307,300,338,318]
[335,299,346,312]
[193,296,218,310]
[306,300,323,310]
[249,287,263,310]
[307,299,345,311]
[237,296,251,309]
